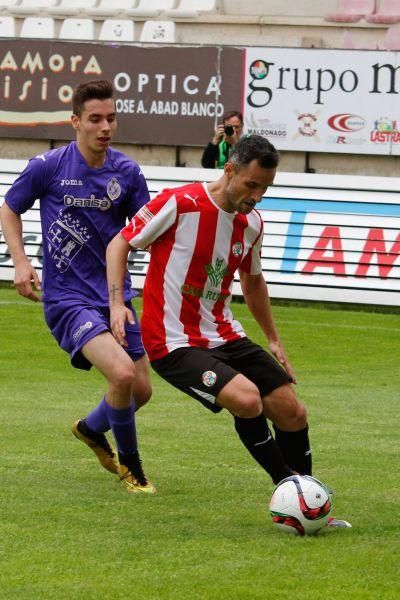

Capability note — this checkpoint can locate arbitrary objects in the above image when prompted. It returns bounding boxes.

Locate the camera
[224,125,234,136]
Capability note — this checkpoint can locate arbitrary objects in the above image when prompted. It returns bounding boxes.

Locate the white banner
[1,163,399,306]
[243,47,400,155]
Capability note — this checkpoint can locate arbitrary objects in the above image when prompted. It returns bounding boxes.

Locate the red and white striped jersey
[121,182,264,361]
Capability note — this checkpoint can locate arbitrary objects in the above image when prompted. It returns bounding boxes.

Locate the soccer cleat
[327,517,352,529]
[72,419,119,475]
[118,453,156,494]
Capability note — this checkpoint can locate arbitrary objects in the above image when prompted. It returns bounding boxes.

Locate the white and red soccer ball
[269,475,332,536]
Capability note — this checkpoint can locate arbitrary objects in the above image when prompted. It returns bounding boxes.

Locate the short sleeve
[121,188,178,250]
[240,218,263,275]
[4,156,47,214]
[125,163,151,219]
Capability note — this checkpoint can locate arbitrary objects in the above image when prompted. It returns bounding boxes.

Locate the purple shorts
[43,299,145,370]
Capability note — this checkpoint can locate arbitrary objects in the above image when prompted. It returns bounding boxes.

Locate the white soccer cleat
[327,517,352,529]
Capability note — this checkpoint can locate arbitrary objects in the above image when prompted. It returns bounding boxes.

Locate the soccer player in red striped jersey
[106,135,311,486]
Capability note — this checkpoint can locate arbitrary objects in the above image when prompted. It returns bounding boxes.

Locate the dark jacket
[201,141,231,169]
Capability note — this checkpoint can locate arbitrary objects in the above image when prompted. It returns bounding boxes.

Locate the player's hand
[14,263,42,302]
[110,304,135,347]
[269,340,297,384]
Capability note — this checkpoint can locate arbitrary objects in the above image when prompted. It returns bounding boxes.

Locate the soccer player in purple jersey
[0,80,156,494]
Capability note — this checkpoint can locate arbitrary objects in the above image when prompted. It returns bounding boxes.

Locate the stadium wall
[0,161,398,306]
[1,38,400,177]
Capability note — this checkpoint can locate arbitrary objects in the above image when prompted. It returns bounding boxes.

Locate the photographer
[201,110,244,169]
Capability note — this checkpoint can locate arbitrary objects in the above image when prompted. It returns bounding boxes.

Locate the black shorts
[150,337,291,413]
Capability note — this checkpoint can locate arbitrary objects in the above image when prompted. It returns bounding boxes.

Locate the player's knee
[232,390,262,418]
[282,401,307,429]
[218,376,262,417]
[264,385,308,429]
[277,396,308,429]
[134,383,152,409]
[296,402,308,427]
[110,362,136,393]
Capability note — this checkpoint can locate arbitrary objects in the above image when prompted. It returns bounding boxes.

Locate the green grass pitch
[0,287,398,599]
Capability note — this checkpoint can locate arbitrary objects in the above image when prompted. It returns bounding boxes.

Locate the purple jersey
[5,142,149,305]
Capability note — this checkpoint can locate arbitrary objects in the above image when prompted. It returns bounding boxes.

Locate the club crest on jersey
[107,177,121,201]
[47,210,92,272]
[205,258,230,287]
[201,370,217,387]
[232,242,243,257]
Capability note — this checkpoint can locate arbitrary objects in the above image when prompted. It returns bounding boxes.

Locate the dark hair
[223,110,243,124]
[72,80,115,116]
[230,134,279,169]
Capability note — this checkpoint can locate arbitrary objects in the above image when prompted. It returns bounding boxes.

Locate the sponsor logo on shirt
[181,258,231,303]
[184,193,198,205]
[205,258,230,287]
[181,283,230,303]
[61,179,83,186]
[64,194,112,211]
[72,321,93,341]
[201,370,217,387]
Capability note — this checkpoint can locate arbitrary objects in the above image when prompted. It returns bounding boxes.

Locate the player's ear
[224,162,235,179]
[71,114,79,131]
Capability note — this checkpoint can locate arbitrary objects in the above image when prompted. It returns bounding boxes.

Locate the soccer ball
[269,475,332,536]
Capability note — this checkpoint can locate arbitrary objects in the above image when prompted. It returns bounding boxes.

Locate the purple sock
[85,397,110,433]
[104,401,137,456]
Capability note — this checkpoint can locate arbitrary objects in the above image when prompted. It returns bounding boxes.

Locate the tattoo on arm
[110,284,119,304]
